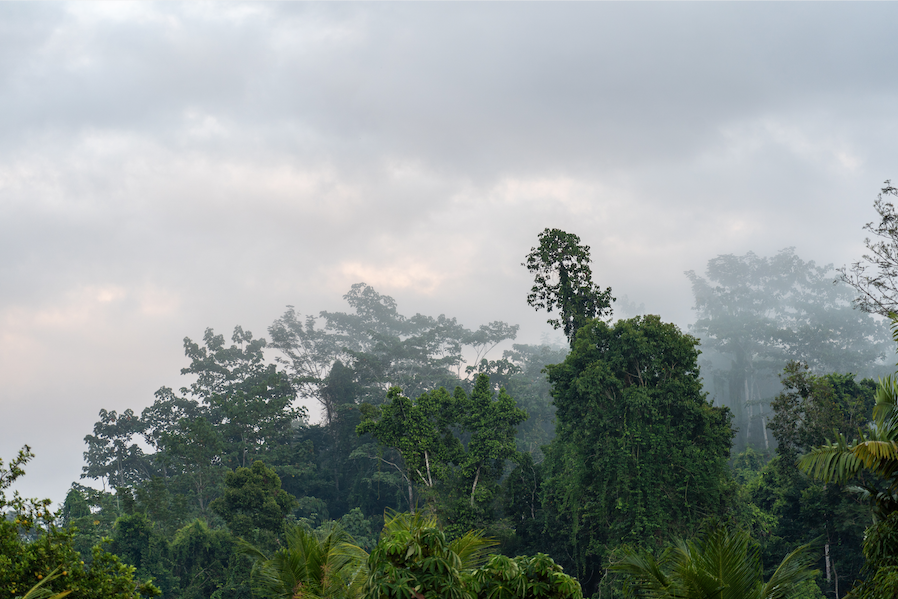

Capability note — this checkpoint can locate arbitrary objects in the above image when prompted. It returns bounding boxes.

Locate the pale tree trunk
[470,466,481,507]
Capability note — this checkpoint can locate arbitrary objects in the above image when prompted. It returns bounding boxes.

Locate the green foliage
[501,343,568,461]
[799,367,898,514]
[270,283,519,416]
[0,447,160,599]
[798,316,898,596]
[108,512,177,597]
[770,362,876,463]
[81,409,152,491]
[362,511,495,599]
[167,519,251,599]
[357,374,527,533]
[730,363,876,596]
[539,315,733,595]
[243,520,365,599]
[180,327,303,470]
[210,461,298,546]
[363,511,581,599]
[849,509,898,599]
[473,553,583,599]
[268,284,519,519]
[611,524,818,599]
[523,228,613,345]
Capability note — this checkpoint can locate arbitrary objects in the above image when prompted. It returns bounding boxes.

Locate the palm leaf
[759,542,818,599]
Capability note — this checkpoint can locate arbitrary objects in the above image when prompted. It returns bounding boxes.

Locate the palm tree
[610,525,818,599]
[798,372,898,520]
[797,317,898,599]
[363,510,496,599]
[242,521,367,599]
[17,567,72,599]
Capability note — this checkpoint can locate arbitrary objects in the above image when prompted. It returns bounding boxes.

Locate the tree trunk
[470,466,481,507]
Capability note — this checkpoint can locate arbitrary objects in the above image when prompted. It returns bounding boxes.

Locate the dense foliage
[0,447,160,599]
[20,217,898,598]
[536,315,733,595]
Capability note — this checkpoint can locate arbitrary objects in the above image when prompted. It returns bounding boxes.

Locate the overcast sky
[3,2,897,504]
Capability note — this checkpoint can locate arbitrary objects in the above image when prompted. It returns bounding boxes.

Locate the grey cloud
[3,2,898,503]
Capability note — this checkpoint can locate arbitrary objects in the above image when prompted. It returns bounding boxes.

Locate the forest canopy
[4,220,894,599]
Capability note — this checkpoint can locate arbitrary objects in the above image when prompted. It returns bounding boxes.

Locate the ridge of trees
[12,206,898,598]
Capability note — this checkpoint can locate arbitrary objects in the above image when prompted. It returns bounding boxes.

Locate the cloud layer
[2,2,898,502]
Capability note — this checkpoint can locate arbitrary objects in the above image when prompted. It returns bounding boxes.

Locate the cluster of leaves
[611,524,819,599]
[356,373,528,537]
[523,228,613,346]
[0,447,160,599]
[362,511,582,599]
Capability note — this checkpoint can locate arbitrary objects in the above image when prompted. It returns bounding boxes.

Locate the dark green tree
[539,315,733,595]
[737,363,876,597]
[180,327,302,470]
[523,228,613,345]
[167,519,251,599]
[356,386,464,512]
[449,374,527,535]
[210,461,298,547]
[0,446,160,599]
[82,409,152,492]
[799,320,898,598]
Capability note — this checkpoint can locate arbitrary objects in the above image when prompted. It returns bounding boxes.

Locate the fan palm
[611,525,818,599]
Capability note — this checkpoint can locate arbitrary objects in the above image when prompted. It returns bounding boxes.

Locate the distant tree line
[6,190,898,599]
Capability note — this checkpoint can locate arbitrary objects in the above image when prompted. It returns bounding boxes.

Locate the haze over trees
[4,204,897,598]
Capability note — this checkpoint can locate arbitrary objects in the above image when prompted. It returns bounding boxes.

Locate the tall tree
[356,386,464,512]
[839,181,898,315]
[539,315,733,595]
[452,374,527,533]
[523,228,613,346]
[82,409,152,492]
[687,248,890,451]
[180,327,302,470]
[269,283,519,416]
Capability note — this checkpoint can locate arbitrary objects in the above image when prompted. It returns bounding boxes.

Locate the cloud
[3,2,898,503]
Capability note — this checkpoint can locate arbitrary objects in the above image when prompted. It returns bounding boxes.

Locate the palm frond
[798,435,864,484]
[448,530,498,570]
[760,542,819,599]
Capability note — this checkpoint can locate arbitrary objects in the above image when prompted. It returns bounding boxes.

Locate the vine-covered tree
[523,228,613,346]
[539,315,733,595]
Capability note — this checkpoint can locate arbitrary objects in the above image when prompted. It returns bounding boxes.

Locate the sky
[2,2,898,505]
